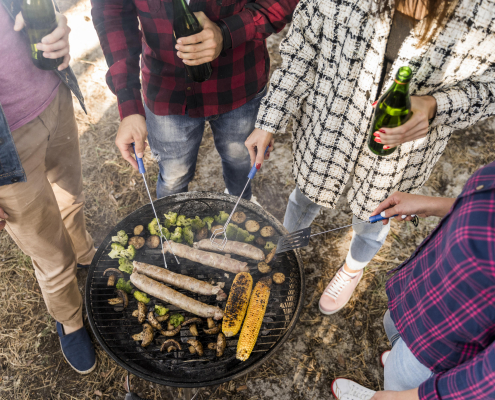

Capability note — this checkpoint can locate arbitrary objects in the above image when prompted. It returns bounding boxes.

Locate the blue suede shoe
[56,322,96,374]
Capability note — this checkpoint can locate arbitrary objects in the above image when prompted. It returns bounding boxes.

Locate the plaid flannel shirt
[91,0,297,120]
[386,161,495,400]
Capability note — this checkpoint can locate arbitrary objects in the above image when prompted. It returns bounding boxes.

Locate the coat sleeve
[430,65,495,130]
[255,0,324,134]
[90,0,144,120]
[418,341,495,400]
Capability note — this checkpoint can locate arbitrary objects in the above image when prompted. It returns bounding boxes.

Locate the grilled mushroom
[189,346,197,354]
[132,323,154,347]
[195,226,208,241]
[147,311,163,330]
[182,318,202,327]
[132,309,139,318]
[260,226,275,237]
[216,332,226,357]
[187,339,204,356]
[211,225,223,233]
[160,325,182,337]
[128,236,145,250]
[203,318,221,334]
[207,343,217,350]
[255,237,266,246]
[189,324,199,337]
[245,220,260,233]
[265,248,276,264]
[160,339,182,352]
[257,261,271,274]
[108,290,128,309]
[146,235,160,249]
[167,346,177,352]
[232,211,246,224]
[156,314,170,322]
[134,225,144,236]
[138,302,148,324]
[272,272,285,284]
[103,268,123,287]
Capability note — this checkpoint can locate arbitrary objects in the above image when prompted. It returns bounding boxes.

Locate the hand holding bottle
[175,12,223,66]
[15,10,71,71]
[372,95,437,149]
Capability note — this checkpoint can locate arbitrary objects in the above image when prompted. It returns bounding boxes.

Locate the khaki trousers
[0,84,95,329]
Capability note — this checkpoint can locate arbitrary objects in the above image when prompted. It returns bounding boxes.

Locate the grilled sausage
[130,272,224,320]
[194,239,264,261]
[164,242,249,273]
[133,261,227,301]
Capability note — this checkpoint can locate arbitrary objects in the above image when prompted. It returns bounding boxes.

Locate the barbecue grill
[85,191,305,396]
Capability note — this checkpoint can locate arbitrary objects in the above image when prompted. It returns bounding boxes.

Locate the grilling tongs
[210,145,269,250]
[132,144,179,267]
[275,214,419,254]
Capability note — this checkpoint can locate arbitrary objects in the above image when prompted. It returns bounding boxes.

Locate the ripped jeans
[144,86,267,200]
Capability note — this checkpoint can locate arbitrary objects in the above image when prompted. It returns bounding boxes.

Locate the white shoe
[380,350,391,367]
[224,188,261,206]
[331,378,376,400]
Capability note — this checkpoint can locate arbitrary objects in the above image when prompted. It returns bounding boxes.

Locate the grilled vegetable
[133,290,150,304]
[257,262,271,274]
[132,323,154,347]
[189,324,199,336]
[207,343,217,350]
[272,272,285,284]
[163,211,178,227]
[146,235,160,249]
[190,216,205,231]
[160,339,182,352]
[265,247,276,264]
[160,325,181,337]
[187,339,204,356]
[183,226,195,245]
[232,211,246,224]
[235,227,254,243]
[132,310,139,318]
[222,272,253,337]
[214,211,229,225]
[137,302,147,324]
[108,290,128,308]
[211,225,223,234]
[134,225,144,236]
[255,237,266,247]
[154,304,169,316]
[109,244,136,260]
[245,220,260,233]
[118,258,134,274]
[217,332,226,357]
[170,227,183,243]
[104,268,123,286]
[195,226,208,241]
[236,277,272,361]
[264,241,276,252]
[170,314,184,327]
[112,230,128,246]
[128,236,145,250]
[203,217,214,230]
[147,311,163,330]
[226,223,239,240]
[156,314,170,322]
[116,278,133,294]
[260,226,275,238]
[194,239,264,261]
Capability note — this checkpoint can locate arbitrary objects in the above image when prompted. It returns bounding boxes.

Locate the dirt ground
[1,1,494,399]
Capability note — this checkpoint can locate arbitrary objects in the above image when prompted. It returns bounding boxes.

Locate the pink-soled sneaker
[319,267,363,315]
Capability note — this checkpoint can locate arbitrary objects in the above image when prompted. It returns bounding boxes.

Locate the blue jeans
[383,310,433,391]
[145,86,267,199]
[283,185,390,270]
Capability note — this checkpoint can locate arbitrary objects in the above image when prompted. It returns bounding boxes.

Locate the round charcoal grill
[85,192,305,388]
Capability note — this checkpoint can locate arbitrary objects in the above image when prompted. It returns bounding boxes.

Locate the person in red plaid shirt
[91,0,296,199]
[332,161,495,400]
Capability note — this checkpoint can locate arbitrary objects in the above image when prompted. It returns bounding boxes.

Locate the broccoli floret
[203,216,214,230]
[133,290,150,304]
[170,227,183,243]
[108,243,125,259]
[264,241,276,251]
[176,215,192,227]
[154,305,169,316]
[118,258,134,274]
[116,278,133,294]
[111,230,128,246]
[245,234,255,243]
[226,223,239,240]
[164,211,178,226]
[148,218,161,236]
[235,227,250,242]
[183,226,194,245]
[190,216,205,231]
[169,313,184,327]
[160,226,171,240]
[214,211,229,225]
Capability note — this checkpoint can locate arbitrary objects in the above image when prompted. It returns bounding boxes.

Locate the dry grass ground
[1,0,494,398]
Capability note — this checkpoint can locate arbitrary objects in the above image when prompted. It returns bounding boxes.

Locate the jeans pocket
[254,84,268,99]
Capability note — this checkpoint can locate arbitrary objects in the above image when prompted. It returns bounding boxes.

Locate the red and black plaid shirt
[387,161,495,400]
[91,0,297,120]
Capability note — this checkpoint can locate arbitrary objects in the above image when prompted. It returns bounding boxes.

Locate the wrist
[423,95,437,120]
[431,197,455,217]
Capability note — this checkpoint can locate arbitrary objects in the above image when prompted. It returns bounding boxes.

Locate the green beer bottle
[22,0,63,70]
[172,0,212,83]
[368,66,412,156]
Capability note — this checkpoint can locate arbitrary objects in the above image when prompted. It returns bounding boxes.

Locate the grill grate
[85,192,304,387]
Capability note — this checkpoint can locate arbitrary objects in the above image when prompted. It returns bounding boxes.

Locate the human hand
[115,114,148,170]
[372,95,437,149]
[244,128,275,169]
[0,207,9,231]
[371,191,455,225]
[371,388,420,400]
[14,12,71,71]
[175,12,223,65]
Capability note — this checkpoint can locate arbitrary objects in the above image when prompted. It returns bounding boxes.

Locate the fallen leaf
[237,385,248,392]
[94,390,103,396]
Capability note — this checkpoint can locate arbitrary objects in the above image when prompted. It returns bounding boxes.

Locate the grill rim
[84,191,305,388]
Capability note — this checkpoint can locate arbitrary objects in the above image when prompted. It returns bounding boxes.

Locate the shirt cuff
[217,20,232,51]
[221,10,256,49]
[117,88,146,120]
[429,91,451,128]
[418,375,440,400]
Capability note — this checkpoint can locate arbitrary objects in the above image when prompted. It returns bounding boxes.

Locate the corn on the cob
[222,272,253,337]
[236,277,271,361]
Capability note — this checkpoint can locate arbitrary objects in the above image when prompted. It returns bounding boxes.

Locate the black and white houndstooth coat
[255,0,495,219]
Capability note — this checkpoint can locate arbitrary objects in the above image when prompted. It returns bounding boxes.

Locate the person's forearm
[430,197,456,218]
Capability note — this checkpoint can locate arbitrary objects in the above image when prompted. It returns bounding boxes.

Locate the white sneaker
[224,188,261,206]
[331,378,376,400]
[380,350,391,367]
[319,267,363,315]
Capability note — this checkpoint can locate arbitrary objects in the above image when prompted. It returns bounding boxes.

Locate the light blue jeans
[283,185,390,270]
[383,310,433,390]
[144,86,267,199]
